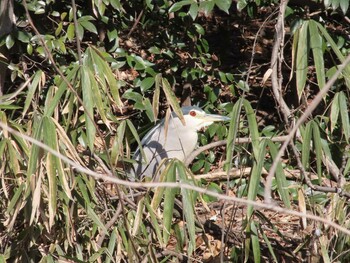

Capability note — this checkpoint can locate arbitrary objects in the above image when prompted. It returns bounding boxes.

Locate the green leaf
[161,76,184,124]
[246,140,267,219]
[338,91,350,142]
[302,122,312,170]
[80,66,96,151]
[189,3,199,20]
[80,20,98,34]
[23,70,43,117]
[226,98,242,171]
[309,20,325,90]
[67,24,75,41]
[199,0,215,15]
[330,92,340,132]
[42,116,60,228]
[243,99,259,159]
[5,34,15,49]
[169,0,194,13]
[163,162,177,245]
[311,121,323,179]
[237,0,247,11]
[251,221,261,263]
[316,21,350,87]
[296,21,309,100]
[267,141,291,208]
[215,0,231,14]
[340,0,349,13]
[177,162,196,255]
[140,77,155,92]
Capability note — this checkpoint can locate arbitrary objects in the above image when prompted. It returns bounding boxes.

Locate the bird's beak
[202,113,230,122]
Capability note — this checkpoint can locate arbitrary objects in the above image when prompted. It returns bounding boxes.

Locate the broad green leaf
[199,0,215,15]
[5,34,14,49]
[80,20,98,34]
[140,77,155,92]
[340,0,349,14]
[168,0,194,13]
[309,20,325,90]
[67,23,75,41]
[215,0,231,14]
[296,21,309,100]
[237,0,247,11]
[189,3,199,20]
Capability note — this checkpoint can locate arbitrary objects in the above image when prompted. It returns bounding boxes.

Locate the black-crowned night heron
[130,106,230,180]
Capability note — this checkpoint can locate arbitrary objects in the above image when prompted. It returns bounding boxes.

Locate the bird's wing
[133,120,165,159]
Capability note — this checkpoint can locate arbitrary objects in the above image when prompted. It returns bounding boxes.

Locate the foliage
[0,0,350,262]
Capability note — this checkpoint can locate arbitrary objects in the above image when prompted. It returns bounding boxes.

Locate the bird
[129,106,230,180]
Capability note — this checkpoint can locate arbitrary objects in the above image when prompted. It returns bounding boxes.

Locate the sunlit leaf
[296,21,309,100]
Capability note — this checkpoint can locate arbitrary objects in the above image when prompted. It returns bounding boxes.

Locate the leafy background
[1,0,350,262]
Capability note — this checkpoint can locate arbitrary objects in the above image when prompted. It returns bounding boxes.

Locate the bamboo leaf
[296,21,309,100]
[311,121,323,180]
[338,91,350,143]
[226,98,242,170]
[267,140,291,208]
[330,92,340,133]
[247,140,267,219]
[162,162,177,245]
[243,99,259,159]
[80,65,96,151]
[161,76,184,125]
[309,20,325,90]
[302,122,312,170]
[179,167,196,255]
[251,221,261,263]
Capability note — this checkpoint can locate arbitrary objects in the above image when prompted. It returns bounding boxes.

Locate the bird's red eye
[189,110,196,117]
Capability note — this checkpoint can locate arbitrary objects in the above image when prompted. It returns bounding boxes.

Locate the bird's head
[174,106,230,131]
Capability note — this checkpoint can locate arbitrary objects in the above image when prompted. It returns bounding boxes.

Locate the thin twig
[270,0,291,123]
[185,136,288,166]
[71,0,82,65]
